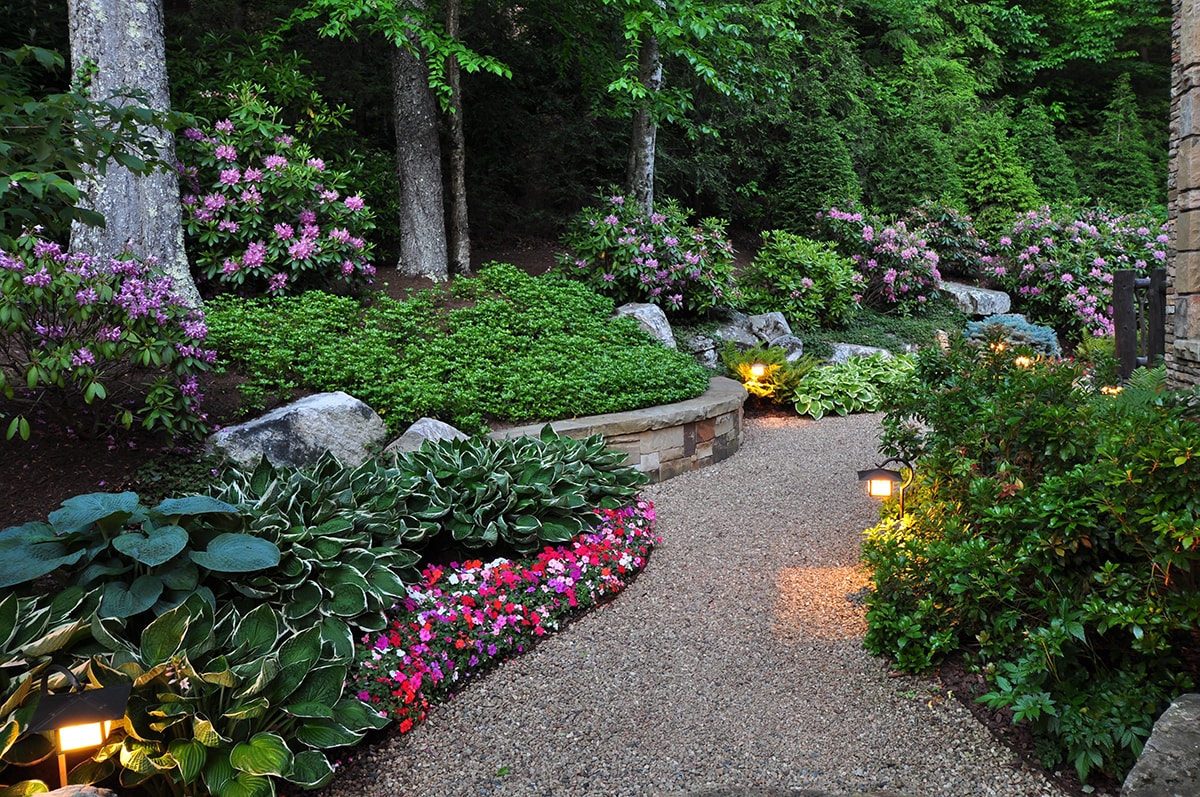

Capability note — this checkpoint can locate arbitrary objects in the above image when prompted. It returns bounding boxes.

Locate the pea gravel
[309,413,1074,797]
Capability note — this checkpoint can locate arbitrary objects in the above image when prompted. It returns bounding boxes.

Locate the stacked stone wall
[1171,0,1200,386]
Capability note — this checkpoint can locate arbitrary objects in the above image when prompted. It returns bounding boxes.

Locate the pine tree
[1012,100,1080,203]
[1085,72,1162,210]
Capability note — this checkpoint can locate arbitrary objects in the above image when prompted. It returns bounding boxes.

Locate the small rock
[940,281,1011,316]
[748,312,792,344]
[767,334,805,362]
[826,343,893,364]
[385,417,469,456]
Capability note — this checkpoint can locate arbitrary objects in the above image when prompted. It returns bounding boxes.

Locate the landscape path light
[27,664,130,787]
[857,457,914,516]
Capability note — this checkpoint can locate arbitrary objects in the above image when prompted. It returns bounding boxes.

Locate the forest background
[1,0,1171,266]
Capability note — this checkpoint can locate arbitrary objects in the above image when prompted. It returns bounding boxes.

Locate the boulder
[679,331,720,369]
[940,281,1011,316]
[826,343,893,364]
[384,417,469,456]
[713,311,760,349]
[747,312,792,344]
[207,391,388,469]
[1122,693,1200,797]
[45,787,118,797]
[768,334,805,362]
[616,302,676,349]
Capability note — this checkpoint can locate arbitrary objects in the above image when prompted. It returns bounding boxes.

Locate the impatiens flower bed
[351,500,657,733]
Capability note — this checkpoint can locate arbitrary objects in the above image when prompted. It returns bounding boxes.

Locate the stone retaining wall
[1171,0,1200,387]
[489,377,747,482]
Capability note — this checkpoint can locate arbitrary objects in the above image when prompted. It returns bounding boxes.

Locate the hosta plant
[388,426,649,555]
[792,354,916,420]
[76,594,386,796]
[0,492,278,620]
[209,453,423,634]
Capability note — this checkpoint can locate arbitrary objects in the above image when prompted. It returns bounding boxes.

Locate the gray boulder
[679,331,720,369]
[768,334,805,362]
[616,302,676,349]
[207,391,388,468]
[713,311,760,349]
[45,787,118,797]
[1122,693,1200,797]
[940,281,1011,316]
[747,312,792,344]
[826,343,893,364]
[385,417,469,456]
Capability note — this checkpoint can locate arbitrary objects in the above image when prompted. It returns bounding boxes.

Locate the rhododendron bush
[351,501,657,732]
[177,97,376,296]
[0,233,214,441]
[815,204,941,314]
[982,206,1169,341]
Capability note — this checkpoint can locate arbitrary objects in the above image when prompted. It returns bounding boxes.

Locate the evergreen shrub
[866,338,1200,782]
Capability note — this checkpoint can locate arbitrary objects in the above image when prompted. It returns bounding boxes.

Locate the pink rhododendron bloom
[214,144,237,162]
[344,195,365,211]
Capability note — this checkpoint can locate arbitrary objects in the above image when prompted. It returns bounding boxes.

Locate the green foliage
[87,595,387,796]
[208,453,423,634]
[390,425,648,557]
[865,340,1200,781]
[718,342,818,404]
[0,235,214,443]
[0,46,184,246]
[864,122,964,217]
[957,111,1042,237]
[177,88,377,296]
[1012,100,1080,204]
[792,354,915,420]
[737,231,859,330]
[801,302,967,361]
[206,263,711,432]
[557,190,737,316]
[1075,333,1119,386]
[903,200,990,281]
[963,314,1061,358]
[0,491,276,620]
[1085,73,1163,211]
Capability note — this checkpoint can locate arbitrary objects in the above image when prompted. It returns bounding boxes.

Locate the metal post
[1113,270,1137,380]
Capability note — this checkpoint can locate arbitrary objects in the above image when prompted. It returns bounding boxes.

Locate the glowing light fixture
[857,457,914,515]
[749,363,767,379]
[28,665,130,787]
[1014,355,1033,368]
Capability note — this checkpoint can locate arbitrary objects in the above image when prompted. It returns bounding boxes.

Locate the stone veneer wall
[490,377,747,482]
[1172,0,1200,387]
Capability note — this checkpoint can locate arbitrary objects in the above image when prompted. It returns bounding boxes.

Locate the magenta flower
[215,119,234,134]
[242,241,267,268]
[71,348,95,367]
[263,155,288,171]
[214,144,237,162]
[219,168,240,185]
[344,195,366,211]
[274,223,295,240]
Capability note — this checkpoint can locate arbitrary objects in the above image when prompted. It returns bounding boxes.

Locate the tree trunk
[626,30,662,216]
[391,32,449,281]
[444,0,471,276]
[67,0,202,308]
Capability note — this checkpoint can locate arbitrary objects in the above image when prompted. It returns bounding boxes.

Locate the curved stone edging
[488,376,748,482]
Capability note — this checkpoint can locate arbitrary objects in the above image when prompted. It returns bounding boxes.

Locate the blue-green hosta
[0,492,278,619]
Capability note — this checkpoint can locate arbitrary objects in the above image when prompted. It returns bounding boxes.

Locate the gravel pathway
[319,413,1070,797]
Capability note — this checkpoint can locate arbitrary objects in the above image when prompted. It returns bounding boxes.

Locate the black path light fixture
[857,457,914,516]
[27,664,131,788]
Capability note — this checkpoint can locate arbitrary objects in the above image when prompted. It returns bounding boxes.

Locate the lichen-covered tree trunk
[67,0,201,307]
[391,34,448,281]
[445,0,471,276]
[626,30,662,215]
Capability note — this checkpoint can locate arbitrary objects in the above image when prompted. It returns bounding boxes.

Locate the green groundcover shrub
[206,262,710,433]
[864,336,1200,783]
